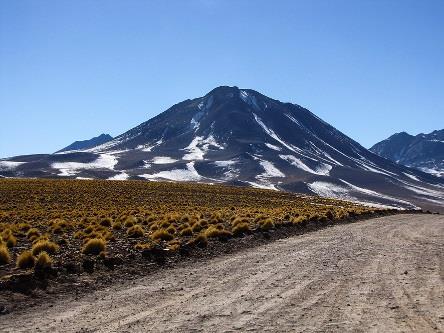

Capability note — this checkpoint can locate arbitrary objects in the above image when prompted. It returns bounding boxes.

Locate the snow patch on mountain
[253,113,299,153]
[307,180,412,209]
[213,160,237,167]
[245,158,284,190]
[265,143,282,151]
[52,154,118,177]
[152,156,178,164]
[339,179,417,209]
[420,167,444,178]
[213,160,239,180]
[308,181,354,200]
[142,160,152,169]
[198,95,214,111]
[190,115,202,130]
[191,111,204,130]
[403,172,420,181]
[140,162,202,182]
[285,113,303,128]
[280,155,332,175]
[137,139,163,152]
[246,181,279,191]
[322,152,344,167]
[109,172,130,180]
[192,96,215,131]
[315,164,333,176]
[0,161,26,171]
[182,135,223,160]
[400,181,444,204]
[352,158,397,177]
[258,160,285,178]
[240,90,260,110]
[87,136,128,152]
[307,142,344,166]
[255,160,284,187]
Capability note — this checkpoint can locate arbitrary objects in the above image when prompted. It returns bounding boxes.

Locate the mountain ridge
[56,133,113,153]
[370,129,444,177]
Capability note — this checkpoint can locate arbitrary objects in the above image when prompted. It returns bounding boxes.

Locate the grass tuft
[151,229,174,241]
[5,234,17,248]
[16,250,35,269]
[205,226,232,239]
[124,216,137,228]
[232,222,250,236]
[258,218,275,231]
[166,225,176,235]
[32,240,59,256]
[34,251,52,270]
[26,228,40,239]
[127,224,144,238]
[194,234,208,248]
[112,221,122,230]
[180,227,193,236]
[82,238,106,255]
[0,245,10,265]
[100,217,113,227]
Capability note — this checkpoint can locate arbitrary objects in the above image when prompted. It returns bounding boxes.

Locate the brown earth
[1,214,443,333]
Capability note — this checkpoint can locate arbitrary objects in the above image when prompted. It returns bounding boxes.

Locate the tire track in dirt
[2,214,443,333]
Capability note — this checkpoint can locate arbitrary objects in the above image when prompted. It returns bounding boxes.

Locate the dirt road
[2,214,443,332]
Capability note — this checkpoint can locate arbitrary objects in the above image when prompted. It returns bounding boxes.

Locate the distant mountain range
[1,86,443,211]
[371,130,444,178]
[56,134,113,153]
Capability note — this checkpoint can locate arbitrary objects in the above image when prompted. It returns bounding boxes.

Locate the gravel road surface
[2,214,443,333]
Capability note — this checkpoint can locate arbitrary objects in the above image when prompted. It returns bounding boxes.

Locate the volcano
[2,86,443,211]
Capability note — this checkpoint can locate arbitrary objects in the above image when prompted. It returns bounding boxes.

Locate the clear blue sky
[1,0,443,158]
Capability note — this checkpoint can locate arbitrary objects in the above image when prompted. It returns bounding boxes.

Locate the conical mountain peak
[2,87,443,211]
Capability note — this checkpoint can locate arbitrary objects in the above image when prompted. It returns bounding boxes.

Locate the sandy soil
[2,214,443,333]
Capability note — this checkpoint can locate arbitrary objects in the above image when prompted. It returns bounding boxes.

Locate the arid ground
[2,213,443,333]
[0,178,379,304]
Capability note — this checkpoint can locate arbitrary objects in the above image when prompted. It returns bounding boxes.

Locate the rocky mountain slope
[370,130,444,178]
[56,134,113,153]
[1,86,443,210]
